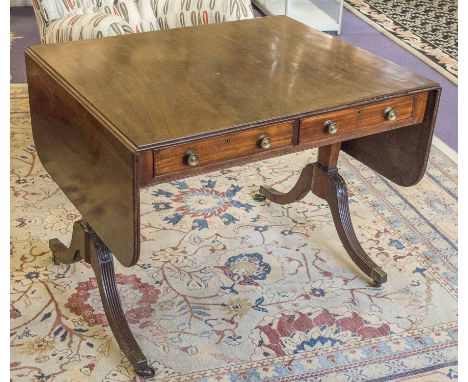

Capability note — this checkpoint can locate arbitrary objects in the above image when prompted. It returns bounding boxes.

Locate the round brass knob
[384,107,398,121]
[324,120,338,134]
[257,135,272,149]
[184,151,199,166]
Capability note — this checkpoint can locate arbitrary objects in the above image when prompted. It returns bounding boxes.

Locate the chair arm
[44,13,134,44]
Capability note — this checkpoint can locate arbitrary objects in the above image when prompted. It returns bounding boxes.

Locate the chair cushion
[115,0,160,32]
[44,12,134,43]
[153,0,254,29]
[137,0,161,32]
[40,0,96,22]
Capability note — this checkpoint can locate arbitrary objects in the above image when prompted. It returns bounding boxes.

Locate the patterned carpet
[344,0,458,84]
[11,84,458,381]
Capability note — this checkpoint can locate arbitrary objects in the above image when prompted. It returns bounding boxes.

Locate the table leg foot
[136,366,156,378]
[312,165,387,286]
[259,163,315,205]
[86,231,154,378]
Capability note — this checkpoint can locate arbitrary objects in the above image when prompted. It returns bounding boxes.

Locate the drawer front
[154,121,294,175]
[299,93,427,145]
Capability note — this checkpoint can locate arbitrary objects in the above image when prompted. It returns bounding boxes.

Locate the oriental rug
[344,0,458,84]
[11,84,458,381]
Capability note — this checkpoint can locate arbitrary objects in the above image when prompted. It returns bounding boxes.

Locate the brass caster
[136,366,155,378]
[371,267,387,287]
[253,193,266,202]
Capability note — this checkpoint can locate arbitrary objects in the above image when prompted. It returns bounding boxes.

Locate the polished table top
[27,16,437,149]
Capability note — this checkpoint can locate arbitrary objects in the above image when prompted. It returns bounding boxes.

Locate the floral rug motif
[11,84,458,381]
[344,0,458,84]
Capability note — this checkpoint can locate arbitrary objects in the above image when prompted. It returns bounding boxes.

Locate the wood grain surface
[154,121,293,175]
[26,16,437,149]
[26,55,140,267]
[341,89,441,186]
[299,94,425,146]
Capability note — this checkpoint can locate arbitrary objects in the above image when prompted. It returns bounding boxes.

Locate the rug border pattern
[344,0,458,85]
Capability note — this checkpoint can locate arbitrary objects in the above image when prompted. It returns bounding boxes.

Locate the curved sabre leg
[87,231,156,378]
[313,165,387,286]
[259,163,315,204]
[50,220,155,378]
[257,143,387,286]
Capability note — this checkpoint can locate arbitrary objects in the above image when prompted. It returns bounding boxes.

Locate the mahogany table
[25,16,440,377]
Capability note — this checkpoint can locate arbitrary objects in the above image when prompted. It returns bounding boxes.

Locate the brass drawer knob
[324,120,338,134]
[384,107,398,121]
[184,150,199,166]
[257,135,272,149]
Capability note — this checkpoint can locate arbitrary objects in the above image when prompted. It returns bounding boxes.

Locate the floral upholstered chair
[32,0,254,44]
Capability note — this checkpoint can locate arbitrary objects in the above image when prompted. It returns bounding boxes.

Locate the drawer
[154,121,294,175]
[299,93,428,145]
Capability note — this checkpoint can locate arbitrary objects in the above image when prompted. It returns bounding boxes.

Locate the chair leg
[50,220,155,378]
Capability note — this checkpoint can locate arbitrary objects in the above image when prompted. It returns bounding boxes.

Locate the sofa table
[25,16,440,377]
